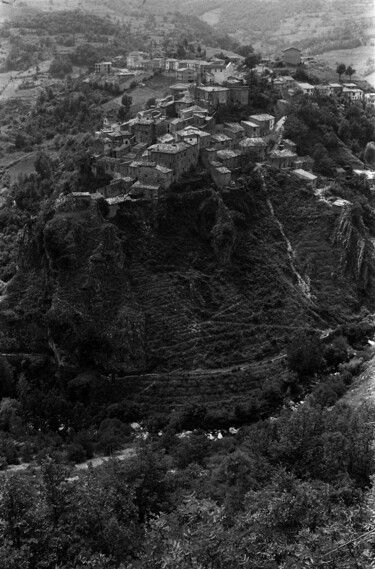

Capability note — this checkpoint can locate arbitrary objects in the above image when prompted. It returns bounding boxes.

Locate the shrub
[287,333,323,377]
[66,443,86,464]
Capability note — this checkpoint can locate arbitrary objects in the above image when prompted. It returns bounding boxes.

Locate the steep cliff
[1,170,374,420]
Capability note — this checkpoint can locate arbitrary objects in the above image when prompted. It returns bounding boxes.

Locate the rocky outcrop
[333,204,375,291]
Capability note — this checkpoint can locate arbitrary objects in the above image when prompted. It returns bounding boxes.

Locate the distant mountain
[82,0,373,55]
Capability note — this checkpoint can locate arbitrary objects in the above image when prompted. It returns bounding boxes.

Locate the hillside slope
[1,168,375,424]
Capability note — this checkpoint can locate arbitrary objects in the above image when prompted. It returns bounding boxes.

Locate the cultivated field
[316,45,375,80]
[113,74,177,115]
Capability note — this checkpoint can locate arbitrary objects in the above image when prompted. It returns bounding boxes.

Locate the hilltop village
[68,45,375,218]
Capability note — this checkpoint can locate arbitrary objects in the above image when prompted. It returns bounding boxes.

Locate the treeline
[0,11,140,71]
[284,89,375,175]
[0,396,374,568]
[1,10,118,37]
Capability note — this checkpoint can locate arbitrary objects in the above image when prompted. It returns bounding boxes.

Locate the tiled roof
[149,142,190,154]
[240,137,267,147]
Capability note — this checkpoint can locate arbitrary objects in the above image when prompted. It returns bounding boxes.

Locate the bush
[287,333,323,377]
[324,336,348,367]
[66,443,86,464]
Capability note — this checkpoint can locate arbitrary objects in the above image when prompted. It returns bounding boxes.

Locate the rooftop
[240,137,267,147]
[241,120,260,128]
[282,46,302,52]
[296,82,314,89]
[211,134,232,142]
[131,181,160,190]
[249,113,275,121]
[170,83,191,90]
[129,161,156,168]
[156,165,174,174]
[215,166,232,174]
[270,149,297,158]
[197,86,229,92]
[149,142,190,154]
[217,149,241,159]
[224,122,245,132]
[157,134,175,144]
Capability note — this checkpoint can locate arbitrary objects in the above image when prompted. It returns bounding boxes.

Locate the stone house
[127,51,147,69]
[295,82,315,96]
[216,149,242,169]
[314,84,330,96]
[365,93,375,106]
[269,149,298,169]
[222,122,245,142]
[241,120,261,138]
[165,58,179,72]
[103,177,134,198]
[239,137,267,161]
[169,83,192,100]
[94,62,112,74]
[292,169,318,189]
[328,83,343,96]
[204,62,235,84]
[175,97,196,114]
[155,165,174,188]
[148,142,199,179]
[176,127,211,149]
[210,164,232,189]
[129,181,161,203]
[176,68,196,83]
[342,87,363,101]
[195,86,230,109]
[248,114,275,136]
[282,47,302,66]
[201,147,218,169]
[210,133,233,150]
[134,118,155,145]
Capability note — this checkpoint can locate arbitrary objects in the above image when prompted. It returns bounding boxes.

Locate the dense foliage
[0,397,374,568]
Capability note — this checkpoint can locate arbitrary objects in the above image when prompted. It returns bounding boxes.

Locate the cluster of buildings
[273,75,373,103]
[90,55,244,94]
[76,80,320,216]
[68,44,375,217]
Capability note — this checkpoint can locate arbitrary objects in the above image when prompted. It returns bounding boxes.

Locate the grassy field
[113,74,178,115]
[316,45,375,81]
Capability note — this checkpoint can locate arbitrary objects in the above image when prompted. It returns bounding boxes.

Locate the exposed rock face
[1,172,375,410]
[210,195,237,266]
[334,204,375,291]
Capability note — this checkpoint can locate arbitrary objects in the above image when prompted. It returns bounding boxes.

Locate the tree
[287,332,323,377]
[364,142,375,167]
[237,44,255,58]
[14,132,26,149]
[244,53,260,70]
[345,65,356,80]
[336,63,346,81]
[34,152,52,180]
[145,97,156,108]
[120,93,132,117]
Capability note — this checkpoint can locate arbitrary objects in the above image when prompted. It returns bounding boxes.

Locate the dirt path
[75,447,136,470]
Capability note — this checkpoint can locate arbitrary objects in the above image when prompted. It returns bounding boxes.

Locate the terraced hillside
[1,169,374,420]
